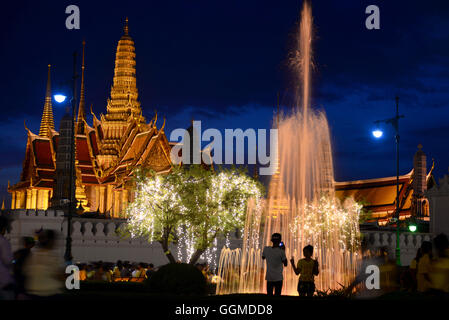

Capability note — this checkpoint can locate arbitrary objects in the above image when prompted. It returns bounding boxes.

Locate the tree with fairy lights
[124,167,186,263]
[125,165,264,265]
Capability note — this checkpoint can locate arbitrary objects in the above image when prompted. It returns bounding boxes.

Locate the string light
[125,168,263,265]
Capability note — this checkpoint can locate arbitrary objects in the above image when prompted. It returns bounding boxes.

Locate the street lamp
[65,52,78,263]
[52,62,77,263]
[372,129,383,139]
[54,94,67,103]
[372,96,404,266]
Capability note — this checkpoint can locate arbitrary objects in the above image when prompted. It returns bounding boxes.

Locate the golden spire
[107,17,141,117]
[76,40,86,134]
[39,64,55,138]
[124,17,129,36]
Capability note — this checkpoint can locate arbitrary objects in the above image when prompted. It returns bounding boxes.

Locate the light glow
[54,94,67,103]
[372,129,383,138]
[125,168,262,265]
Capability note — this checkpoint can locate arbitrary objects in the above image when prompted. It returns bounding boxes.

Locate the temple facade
[335,144,434,228]
[8,19,174,218]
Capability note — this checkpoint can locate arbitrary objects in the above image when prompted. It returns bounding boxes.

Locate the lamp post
[64,51,78,263]
[372,96,404,266]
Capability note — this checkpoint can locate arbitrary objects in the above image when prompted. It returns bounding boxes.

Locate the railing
[5,209,433,266]
[363,231,431,266]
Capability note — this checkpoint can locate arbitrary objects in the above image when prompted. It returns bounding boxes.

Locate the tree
[125,165,264,265]
[125,167,186,263]
[181,165,264,264]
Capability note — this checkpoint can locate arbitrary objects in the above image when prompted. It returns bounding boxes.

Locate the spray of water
[216,1,361,295]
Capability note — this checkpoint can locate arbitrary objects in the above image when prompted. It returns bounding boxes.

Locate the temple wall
[4,209,240,268]
[4,209,431,268]
[426,174,449,236]
[363,231,432,266]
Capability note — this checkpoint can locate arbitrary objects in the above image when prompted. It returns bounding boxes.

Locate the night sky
[1,0,449,205]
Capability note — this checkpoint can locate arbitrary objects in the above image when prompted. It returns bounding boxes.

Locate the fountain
[216,1,361,295]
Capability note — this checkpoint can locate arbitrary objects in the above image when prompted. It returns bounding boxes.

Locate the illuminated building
[335,144,435,227]
[8,19,174,217]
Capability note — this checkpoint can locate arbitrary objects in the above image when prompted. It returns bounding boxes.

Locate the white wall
[5,209,432,267]
[427,174,449,236]
[5,209,241,268]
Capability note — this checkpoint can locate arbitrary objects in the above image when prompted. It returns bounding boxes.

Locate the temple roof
[335,168,434,224]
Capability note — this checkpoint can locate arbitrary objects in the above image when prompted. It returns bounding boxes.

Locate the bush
[146,263,207,295]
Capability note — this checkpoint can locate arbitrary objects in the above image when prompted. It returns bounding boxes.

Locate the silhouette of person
[417,241,433,292]
[262,233,287,296]
[291,245,319,297]
[23,230,64,299]
[0,216,14,300]
[13,236,35,299]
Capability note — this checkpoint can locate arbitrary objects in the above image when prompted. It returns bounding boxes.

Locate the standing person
[430,233,449,293]
[262,233,287,296]
[290,245,319,297]
[0,216,14,300]
[23,230,64,299]
[408,248,422,291]
[13,236,35,299]
[417,241,433,293]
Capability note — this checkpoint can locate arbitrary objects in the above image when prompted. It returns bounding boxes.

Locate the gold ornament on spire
[39,64,55,138]
[124,17,129,36]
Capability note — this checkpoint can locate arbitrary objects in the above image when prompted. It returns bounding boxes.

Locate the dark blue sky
[1,0,449,205]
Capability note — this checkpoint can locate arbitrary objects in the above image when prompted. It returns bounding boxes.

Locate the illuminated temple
[8,19,174,217]
[6,19,436,226]
[335,144,434,228]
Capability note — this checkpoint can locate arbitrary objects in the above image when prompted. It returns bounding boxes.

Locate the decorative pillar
[36,190,41,209]
[99,186,106,213]
[31,189,38,209]
[43,190,49,209]
[16,191,22,209]
[20,191,26,209]
[113,190,120,218]
[94,186,100,211]
[26,189,32,209]
[121,189,128,217]
[11,192,16,209]
[106,185,113,214]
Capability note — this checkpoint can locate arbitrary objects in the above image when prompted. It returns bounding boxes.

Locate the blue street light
[372,129,383,139]
[372,97,404,266]
[54,94,67,103]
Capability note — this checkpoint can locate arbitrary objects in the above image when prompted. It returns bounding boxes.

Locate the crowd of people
[0,216,218,300]
[76,261,157,282]
[75,261,215,283]
[261,232,449,297]
[2,214,449,300]
[0,216,65,300]
[407,233,449,293]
